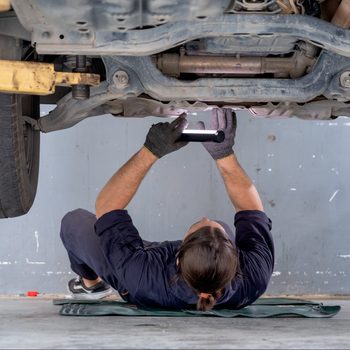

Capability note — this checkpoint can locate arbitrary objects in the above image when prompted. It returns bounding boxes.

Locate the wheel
[0,93,40,218]
[0,35,40,217]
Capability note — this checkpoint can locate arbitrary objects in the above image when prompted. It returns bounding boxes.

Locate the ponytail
[176,226,239,312]
[197,293,216,311]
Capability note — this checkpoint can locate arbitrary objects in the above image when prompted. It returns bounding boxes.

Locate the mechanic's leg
[60,208,113,287]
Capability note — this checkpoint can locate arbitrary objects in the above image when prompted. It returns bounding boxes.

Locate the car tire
[0,34,40,218]
[0,93,40,218]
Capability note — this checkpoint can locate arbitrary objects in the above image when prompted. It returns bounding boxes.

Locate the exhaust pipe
[157,52,314,79]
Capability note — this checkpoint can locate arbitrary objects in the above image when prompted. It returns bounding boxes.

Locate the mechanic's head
[177,218,239,311]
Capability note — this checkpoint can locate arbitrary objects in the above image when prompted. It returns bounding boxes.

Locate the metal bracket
[36,50,350,132]
[0,60,100,95]
[103,52,350,103]
[22,115,40,130]
[25,15,350,57]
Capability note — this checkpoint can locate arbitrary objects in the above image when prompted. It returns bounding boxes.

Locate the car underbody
[1,0,350,132]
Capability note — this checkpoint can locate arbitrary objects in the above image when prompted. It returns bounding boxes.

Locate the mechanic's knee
[60,208,96,241]
[60,208,86,240]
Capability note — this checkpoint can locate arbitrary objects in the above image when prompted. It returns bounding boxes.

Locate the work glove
[144,114,188,158]
[197,108,237,160]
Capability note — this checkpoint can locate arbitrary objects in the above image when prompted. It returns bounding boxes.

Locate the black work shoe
[68,277,113,300]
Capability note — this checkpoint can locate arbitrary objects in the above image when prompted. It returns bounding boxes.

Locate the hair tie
[199,292,212,299]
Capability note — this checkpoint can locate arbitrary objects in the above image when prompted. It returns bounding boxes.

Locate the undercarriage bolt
[340,71,350,88]
[343,77,350,87]
[72,55,90,100]
[113,70,129,89]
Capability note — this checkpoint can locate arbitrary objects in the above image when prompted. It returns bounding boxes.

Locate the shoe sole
[67,285,113,300]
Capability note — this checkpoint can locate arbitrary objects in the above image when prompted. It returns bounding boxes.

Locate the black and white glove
[197,109,237,160]
[144,114,188,158]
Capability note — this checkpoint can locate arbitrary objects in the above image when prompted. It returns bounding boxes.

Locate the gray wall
[0,105,350,295]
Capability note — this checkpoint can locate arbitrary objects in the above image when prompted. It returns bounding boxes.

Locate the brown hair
[176,226,239,311]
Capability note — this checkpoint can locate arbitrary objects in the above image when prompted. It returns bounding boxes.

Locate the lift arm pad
[0,60,100,95]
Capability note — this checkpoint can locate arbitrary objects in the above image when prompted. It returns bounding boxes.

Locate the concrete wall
[1,105,350,295]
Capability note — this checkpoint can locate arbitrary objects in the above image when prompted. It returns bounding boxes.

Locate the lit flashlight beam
[182,129,219,134]
[177,129,225,142]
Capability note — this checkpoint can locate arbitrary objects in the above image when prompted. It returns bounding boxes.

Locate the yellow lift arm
[0,0,10,12]
[0,60,100,95]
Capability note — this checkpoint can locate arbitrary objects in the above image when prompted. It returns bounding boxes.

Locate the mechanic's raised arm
[198,109,263,212]
[95,115,188,218]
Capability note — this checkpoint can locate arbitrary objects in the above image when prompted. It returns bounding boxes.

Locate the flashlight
[177,129,225,143]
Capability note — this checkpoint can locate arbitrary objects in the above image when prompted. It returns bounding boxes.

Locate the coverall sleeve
[234,210,275,302]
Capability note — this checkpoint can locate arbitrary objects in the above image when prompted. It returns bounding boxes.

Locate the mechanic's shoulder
[234,210,271,226]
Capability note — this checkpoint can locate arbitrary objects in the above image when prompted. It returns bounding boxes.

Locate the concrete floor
[0,297,349,349]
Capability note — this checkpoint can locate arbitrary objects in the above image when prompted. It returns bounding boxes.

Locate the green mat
[53,298,340,318]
